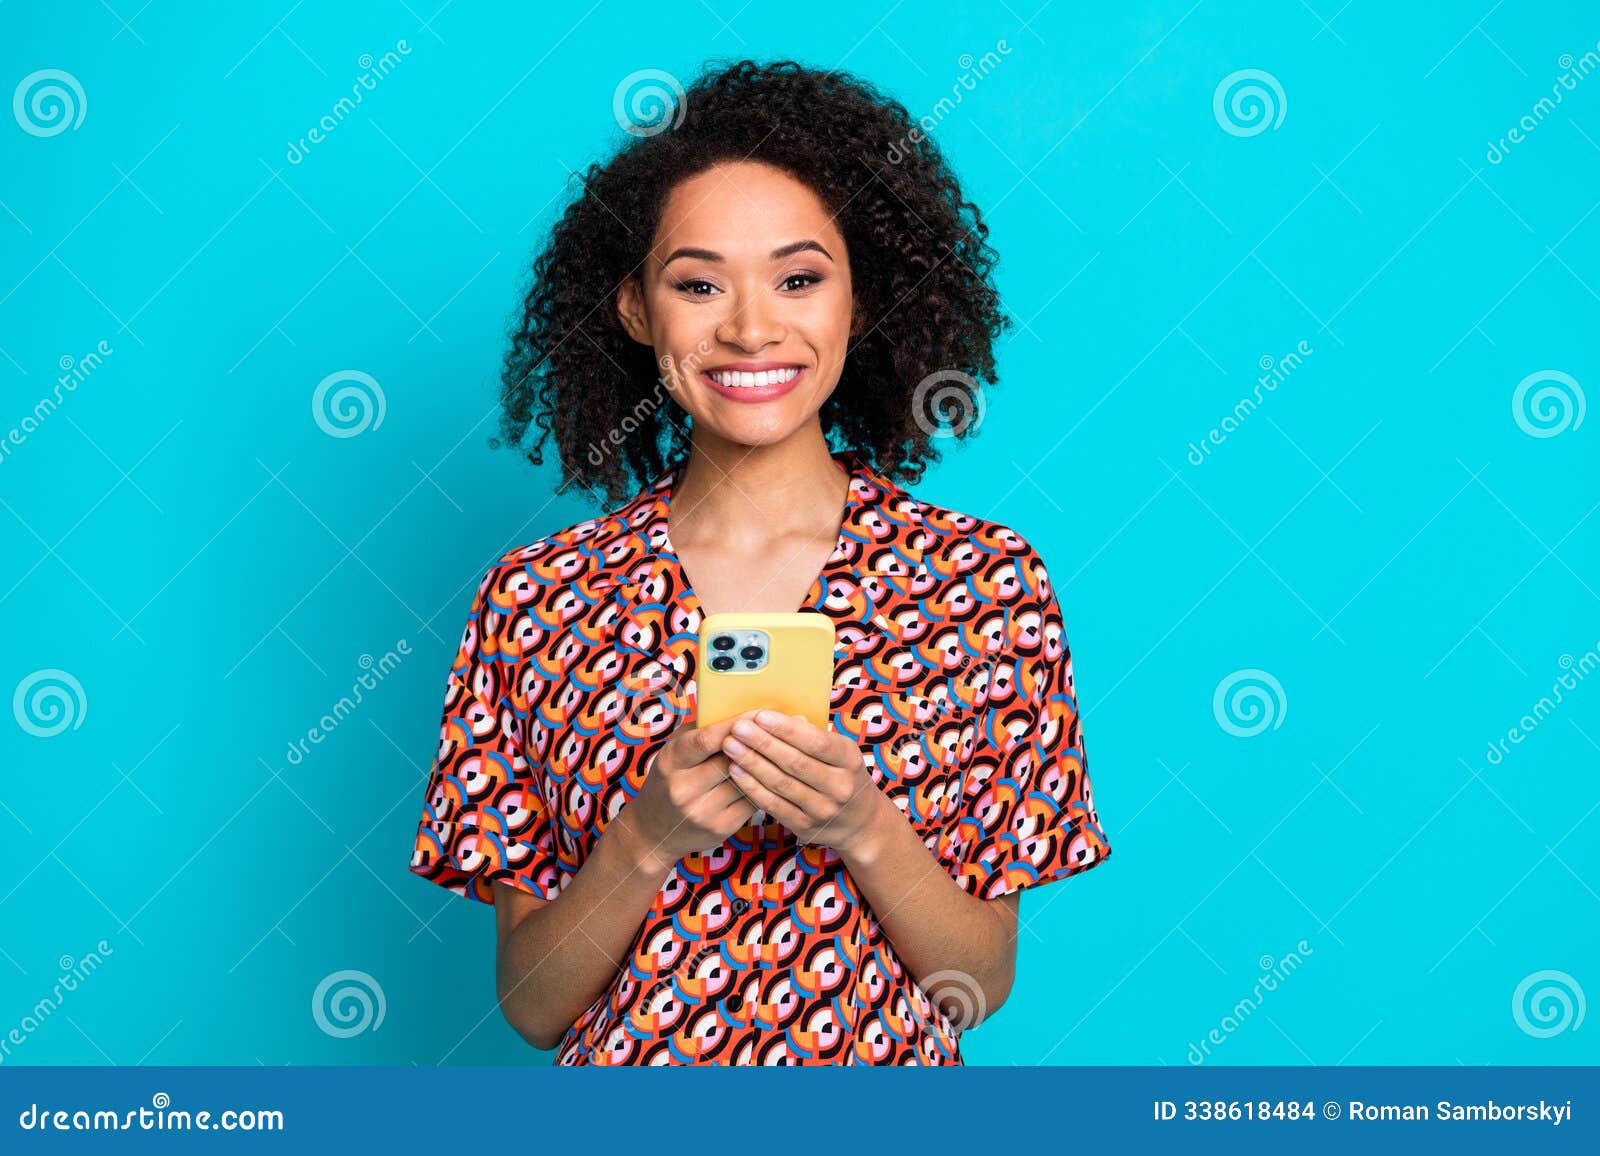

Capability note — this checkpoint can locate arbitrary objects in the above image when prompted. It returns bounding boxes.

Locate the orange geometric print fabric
[408,451,1112,1064]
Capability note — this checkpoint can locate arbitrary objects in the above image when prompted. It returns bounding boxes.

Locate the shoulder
[906,488,1060,613]
[900,485,1072,673]
[466,484,666,617]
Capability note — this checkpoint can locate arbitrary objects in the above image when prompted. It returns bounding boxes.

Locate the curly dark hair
[491,57,1012,507]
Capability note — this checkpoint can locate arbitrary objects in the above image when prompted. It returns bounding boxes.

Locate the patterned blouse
[408,450,1112,1064]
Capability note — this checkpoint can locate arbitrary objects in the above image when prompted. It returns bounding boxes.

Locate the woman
[408,59,1112,1065]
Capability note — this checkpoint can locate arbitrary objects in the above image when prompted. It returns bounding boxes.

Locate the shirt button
[725,993,744,1012]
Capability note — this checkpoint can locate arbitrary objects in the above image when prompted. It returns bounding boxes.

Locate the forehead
[652,161,844,257]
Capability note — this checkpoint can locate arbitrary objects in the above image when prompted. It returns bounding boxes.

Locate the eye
[672,279,720,296]
[781,272,822,291]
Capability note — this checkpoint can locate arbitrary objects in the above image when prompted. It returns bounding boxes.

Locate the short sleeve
[408,562,562,906]
[938,548,1112,898]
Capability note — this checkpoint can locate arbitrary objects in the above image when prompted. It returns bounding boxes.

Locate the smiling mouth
[702,366,803,389]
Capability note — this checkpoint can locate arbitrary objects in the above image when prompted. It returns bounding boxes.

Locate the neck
[670,423,847,545]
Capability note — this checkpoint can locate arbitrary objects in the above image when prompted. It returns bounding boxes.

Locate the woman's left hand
[720,709,887,855]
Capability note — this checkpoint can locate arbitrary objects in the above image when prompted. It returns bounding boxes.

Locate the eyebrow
[661,239,834,266]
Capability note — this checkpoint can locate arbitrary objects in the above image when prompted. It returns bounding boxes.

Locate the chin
[697,414,809,448]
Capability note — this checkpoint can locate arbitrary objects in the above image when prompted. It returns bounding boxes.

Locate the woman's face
[617,160,855,451]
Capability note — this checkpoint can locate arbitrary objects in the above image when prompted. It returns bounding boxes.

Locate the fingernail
[732,719,758,739]
[724,736,747,755]
[755,709,782,726]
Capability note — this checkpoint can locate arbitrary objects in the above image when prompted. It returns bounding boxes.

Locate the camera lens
[711,634,735,651]
[740,645,763,661]
[710,655,734,672]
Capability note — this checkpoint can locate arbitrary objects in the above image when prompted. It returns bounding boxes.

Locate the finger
[675,753,741,800]
[722,758,808,831]
[668,717,739,767]
[716,791,759,827]
[747,709,842,763]
[729,716,830,789]
[723,733,829,816]
[697,760,752,810]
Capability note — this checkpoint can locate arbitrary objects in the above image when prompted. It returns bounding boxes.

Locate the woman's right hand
[625,717,757,871]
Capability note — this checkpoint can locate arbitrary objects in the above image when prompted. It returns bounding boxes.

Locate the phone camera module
[711,634,735,651]
[739,645,763,661]
[710,654,735,672]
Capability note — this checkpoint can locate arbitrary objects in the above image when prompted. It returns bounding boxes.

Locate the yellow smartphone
[695,612,835,729]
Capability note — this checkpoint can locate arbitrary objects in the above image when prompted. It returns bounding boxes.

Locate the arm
[840,794,1022,1026]
[719,556,1109,1035]
[418,567,752,1050]
[492,718,754,1050]
[722,711,1021,1028]
[491,804,673,1051]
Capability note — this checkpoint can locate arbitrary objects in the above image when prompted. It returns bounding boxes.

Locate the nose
[714,284,785,352]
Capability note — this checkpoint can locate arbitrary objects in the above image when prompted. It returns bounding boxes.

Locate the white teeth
[706,367,801,388]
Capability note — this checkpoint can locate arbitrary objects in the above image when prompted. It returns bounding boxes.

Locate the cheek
[646,294,722,376]
[799,291,854,362]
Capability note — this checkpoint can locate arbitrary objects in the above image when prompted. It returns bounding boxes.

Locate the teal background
[1,0,1595,1068]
